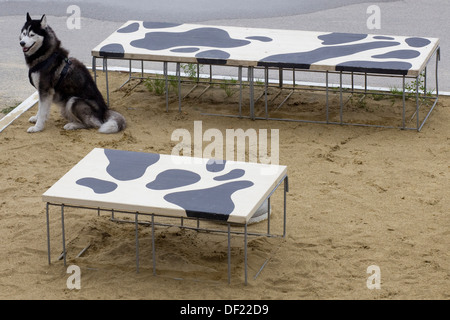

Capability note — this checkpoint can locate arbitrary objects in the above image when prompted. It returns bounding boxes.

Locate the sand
[0,70,448,300]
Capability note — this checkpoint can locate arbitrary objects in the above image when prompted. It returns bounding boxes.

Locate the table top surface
[42,148,287,224]
[92,21,440,76]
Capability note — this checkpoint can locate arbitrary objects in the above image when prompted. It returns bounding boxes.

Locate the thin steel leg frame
[93,45,439,131]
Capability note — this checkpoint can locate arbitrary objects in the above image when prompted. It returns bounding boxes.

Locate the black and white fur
[20,13,126,133]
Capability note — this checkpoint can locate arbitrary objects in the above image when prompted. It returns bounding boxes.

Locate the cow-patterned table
[92,21,440,130]
[92,21,438,75]
[43,148,288,284]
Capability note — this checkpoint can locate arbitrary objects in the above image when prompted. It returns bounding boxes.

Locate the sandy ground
[0,70,449,300]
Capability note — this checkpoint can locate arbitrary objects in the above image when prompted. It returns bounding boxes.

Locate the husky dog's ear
[26,12,32,22]
[40,14,47,28]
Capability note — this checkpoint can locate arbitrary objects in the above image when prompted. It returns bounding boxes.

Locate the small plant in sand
[144,75,179,95]
[219,78,238,97]
[144,76,165,95]
[404,73,435,99]
[1,101,20,115]
[181,63,202,81]
[255,78,264,86]
[389,71,435,104]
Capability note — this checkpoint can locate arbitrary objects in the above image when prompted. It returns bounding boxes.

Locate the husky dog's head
[20,13,47,56]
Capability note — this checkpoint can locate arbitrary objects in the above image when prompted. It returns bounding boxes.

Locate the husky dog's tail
[99,110,127,134]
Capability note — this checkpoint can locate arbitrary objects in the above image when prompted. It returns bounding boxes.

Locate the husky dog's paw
[27,125,43,133]
[28,115,38,123]
[64,122,85,130]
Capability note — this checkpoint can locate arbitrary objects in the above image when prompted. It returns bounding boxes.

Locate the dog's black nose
[20,41,26,47]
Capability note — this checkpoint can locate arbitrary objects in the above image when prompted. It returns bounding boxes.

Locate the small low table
[43,148,288,284]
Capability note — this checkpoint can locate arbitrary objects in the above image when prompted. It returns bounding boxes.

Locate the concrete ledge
[0,91,38,133]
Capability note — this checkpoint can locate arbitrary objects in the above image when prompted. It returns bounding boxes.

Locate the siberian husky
[20,13,126,133]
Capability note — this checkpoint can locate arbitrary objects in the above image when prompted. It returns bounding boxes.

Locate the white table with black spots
[92,21,440,131]
[43,148,288,284]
